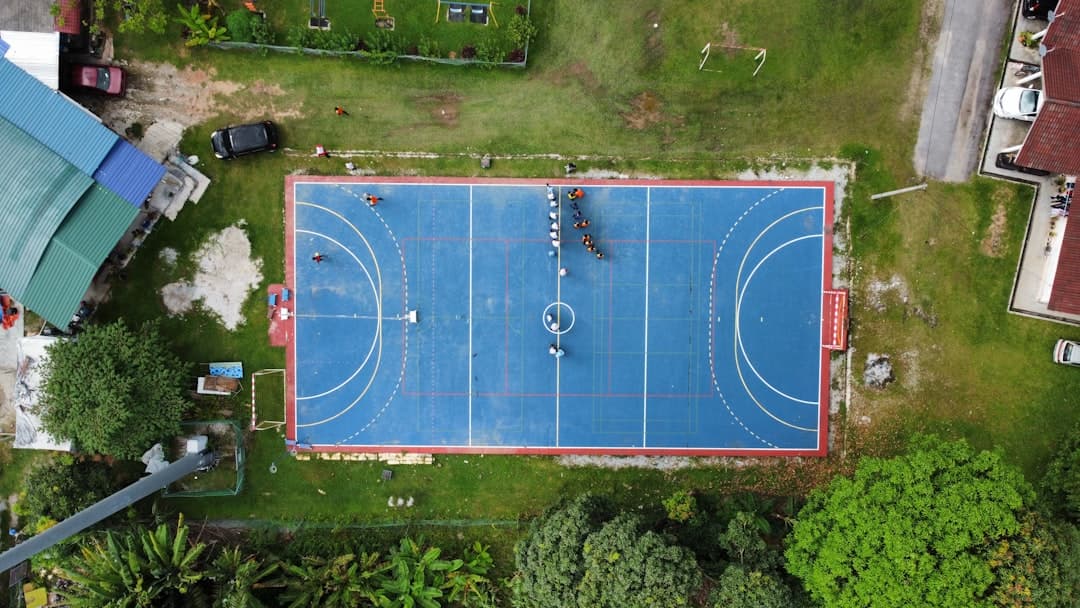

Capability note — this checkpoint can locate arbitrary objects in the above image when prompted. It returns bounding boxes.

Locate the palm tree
[211,547,280,608]
[60,514,211,608]
[276,552,389,608]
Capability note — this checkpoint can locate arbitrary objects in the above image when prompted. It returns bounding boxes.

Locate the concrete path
[914,0,1013,181]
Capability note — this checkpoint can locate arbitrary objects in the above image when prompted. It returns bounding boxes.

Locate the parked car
[995,152,1053,176]
[69,63,125,96]
[993,86,1044,121]
[210,121,279,159]
[1053,339,1080,366]
[1023,0,1058,19]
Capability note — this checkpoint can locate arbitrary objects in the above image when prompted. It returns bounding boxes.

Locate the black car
[211,121,279,159]
[995,152,1053,177]
[1023,0,1058,19]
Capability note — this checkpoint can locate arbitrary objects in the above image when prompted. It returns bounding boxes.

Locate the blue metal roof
[0,38,9,57]
[0,59,117,175]
[94,139,166,208]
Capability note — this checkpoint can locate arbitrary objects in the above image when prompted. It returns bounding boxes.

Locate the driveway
[914,0,1013,181]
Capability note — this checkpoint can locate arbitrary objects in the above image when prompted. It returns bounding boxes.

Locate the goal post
[699,42,767,76]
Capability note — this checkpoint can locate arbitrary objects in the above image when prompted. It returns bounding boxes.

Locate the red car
[70,63,126,96]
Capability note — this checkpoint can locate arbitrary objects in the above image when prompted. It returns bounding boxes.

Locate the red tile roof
[1049,212,1080,314]
[1015,0,1080,175]
[1042,48,1080,100]
[1016,102,1080,175]
[53,0,81,35]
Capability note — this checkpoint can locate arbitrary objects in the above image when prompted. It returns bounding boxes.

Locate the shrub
[461,45,476,59]
[226,10,255,43]
[507,13,538,48]
[250,15,274,45]
[662,490,697,523]
[417,35,440,58]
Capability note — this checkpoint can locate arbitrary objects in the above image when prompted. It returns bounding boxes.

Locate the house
[0,43,164,329]
[1013,0,1080,175]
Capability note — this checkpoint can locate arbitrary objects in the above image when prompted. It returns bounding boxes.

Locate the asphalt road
[913,0,1013,181]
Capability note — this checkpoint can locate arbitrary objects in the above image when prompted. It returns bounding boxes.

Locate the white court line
[642,187,651,447]
[468,185,474,446]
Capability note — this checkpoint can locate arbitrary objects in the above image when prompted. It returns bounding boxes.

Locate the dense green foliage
[710,566,802,608]
[785,437,1044,608]
[1043,423,1080,520]
[60,515,210,607]
[18,458,113,531]
[578,514,700,608]
[512,495,701,608]
[37,321,192,459]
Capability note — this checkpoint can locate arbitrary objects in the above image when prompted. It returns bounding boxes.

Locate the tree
[60,514,211,607]
[19,457,112,530]
[785,436,1034,608]
[37,320,192,459]
[710,566,803,608]
[719,511,779,571]
[577,513,702,608]
[1042,423,1080,520]
[511,493,608,608]
[984,513,1080,608]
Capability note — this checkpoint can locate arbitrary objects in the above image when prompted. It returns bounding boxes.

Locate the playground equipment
[373,0,394,28]
[309,0,329,29]
[435,0,498,26]
[699,42,767,77]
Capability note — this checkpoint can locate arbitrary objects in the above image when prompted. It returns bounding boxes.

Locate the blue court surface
[284,177,835,456]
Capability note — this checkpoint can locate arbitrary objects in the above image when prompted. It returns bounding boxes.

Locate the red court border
[283,176,835,457]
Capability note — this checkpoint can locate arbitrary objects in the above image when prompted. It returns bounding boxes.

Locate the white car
[993,87,1044,121]
[1053,339,1080,366]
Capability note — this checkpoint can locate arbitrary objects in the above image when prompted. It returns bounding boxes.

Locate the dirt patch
[77,61,301,141]
[414,93,462,128]
[980,202,1008,257]
[565,61,601,92]
[622,91,665,130]
[866,275,910,312]
[160,224,264,330]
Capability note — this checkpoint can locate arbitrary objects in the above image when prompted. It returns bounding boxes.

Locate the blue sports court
[283,177,839,456]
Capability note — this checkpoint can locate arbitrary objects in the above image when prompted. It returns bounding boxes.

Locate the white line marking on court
[293,225,382,406]
[642,187,651,447]
[727,207,822,432]
[468,185,474,446]
[706,189,784,448]
[735,234,822,405]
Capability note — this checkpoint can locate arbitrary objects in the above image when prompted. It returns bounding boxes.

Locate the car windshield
[1019,89,1039,114]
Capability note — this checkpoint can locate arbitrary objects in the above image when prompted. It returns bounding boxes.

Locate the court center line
[642,187,651,448]
[468,185,474,446]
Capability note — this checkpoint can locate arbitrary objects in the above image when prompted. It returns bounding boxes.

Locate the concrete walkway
[914,0,1013,181]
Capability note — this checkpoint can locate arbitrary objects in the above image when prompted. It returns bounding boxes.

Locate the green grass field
[55,0,1076,534]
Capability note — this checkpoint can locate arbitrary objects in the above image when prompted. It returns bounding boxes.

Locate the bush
[507,13,538,48]
[287,26,355,52]
[19,458,113,529]
[417,35,440,58]
[226,10,255,43]
[662,490,697,523]
[250,15,274,45]
[461,45,476,59]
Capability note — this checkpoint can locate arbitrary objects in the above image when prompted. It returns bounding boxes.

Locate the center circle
[542,301,575,335]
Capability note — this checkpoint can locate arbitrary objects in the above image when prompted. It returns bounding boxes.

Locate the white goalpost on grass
[700,42,767,77]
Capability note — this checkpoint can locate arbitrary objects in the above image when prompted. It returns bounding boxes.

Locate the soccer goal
[699,42,767,77]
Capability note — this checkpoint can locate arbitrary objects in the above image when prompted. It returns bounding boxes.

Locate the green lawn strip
[117,0,925,164]
[847,178,1080,478]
